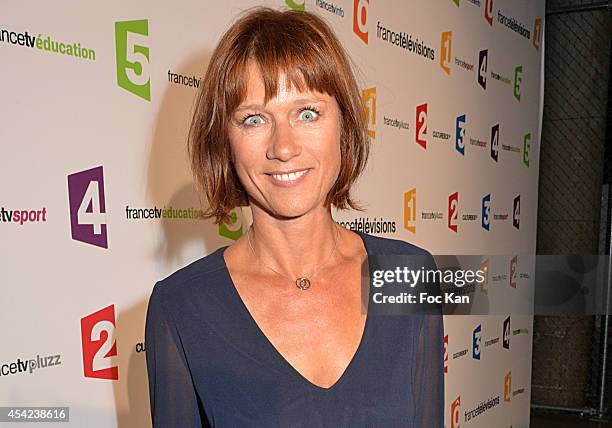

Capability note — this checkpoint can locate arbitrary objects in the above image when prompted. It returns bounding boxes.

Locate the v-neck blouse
[145,230,444,427]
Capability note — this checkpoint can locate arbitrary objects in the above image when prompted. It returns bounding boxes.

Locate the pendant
[295,277,311,291]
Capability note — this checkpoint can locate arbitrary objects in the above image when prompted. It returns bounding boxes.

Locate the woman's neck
[246,206,340,279]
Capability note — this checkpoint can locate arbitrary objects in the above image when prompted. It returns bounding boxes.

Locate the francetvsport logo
[0,27,95,60]
[0,206,47,225]
[115,19,150,101]
[81,304,118,380]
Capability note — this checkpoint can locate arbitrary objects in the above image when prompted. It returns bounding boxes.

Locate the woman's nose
[266,119,301,161]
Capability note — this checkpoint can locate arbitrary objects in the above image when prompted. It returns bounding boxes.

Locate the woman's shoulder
[152,246,229,300]
[357,230,433,257]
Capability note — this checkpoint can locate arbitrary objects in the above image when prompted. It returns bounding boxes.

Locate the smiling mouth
[267,168,311,183]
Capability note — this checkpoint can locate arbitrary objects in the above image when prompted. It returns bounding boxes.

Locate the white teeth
[271,169,308,182]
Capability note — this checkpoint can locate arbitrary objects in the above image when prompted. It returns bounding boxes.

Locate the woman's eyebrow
[234,98,327,112]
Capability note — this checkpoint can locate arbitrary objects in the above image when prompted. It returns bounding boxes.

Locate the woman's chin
[266,202,321,220]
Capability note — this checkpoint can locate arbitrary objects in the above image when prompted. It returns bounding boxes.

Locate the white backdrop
[1,0,544,426]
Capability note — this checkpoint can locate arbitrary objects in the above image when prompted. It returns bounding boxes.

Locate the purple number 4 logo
[68,166,108,248]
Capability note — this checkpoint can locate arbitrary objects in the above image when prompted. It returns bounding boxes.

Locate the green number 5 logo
[115,20,150,101]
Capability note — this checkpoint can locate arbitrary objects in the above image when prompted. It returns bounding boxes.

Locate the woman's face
[227,62,342,220]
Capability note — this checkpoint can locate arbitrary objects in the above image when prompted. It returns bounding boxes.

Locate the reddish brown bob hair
[188,6,370,225]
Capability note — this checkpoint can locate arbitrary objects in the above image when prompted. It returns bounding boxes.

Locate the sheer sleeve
[413,313,445,427]
[145,282,207,427]
[413,253,445,427]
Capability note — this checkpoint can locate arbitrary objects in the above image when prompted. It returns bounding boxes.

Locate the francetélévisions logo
[80,304,118,381]
[67,166,108,249]
[0,27,95,60]
[115,19,150,101]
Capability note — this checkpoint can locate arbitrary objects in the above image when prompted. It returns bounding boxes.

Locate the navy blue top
[145,230,444,427]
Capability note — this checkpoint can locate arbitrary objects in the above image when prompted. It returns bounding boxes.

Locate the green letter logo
[513,65,522,102]
[523,132,531,167]
[115,20,150,101]
[219,208,244,240]
[285,0,305,11]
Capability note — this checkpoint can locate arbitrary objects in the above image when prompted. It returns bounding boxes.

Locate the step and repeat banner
[1,0,544,426]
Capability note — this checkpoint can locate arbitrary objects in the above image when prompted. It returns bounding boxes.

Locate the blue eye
[299,107,320,121]
[242,114,265,126]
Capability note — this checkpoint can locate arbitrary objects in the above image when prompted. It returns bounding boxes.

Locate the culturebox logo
[353,0,369,44]
[404,188,416,234]
[440,31,452,75]
[219,207,244,240]
[115,19,150,101]
[456,114,466,156]
[416,103,427,149]
[362,87,376,139]
[67,166,108,249]
[81,304,118,380]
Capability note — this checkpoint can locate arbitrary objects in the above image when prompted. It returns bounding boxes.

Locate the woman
[145,6,444,427]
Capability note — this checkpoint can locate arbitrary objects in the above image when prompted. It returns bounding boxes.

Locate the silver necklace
[246,223,340,291]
